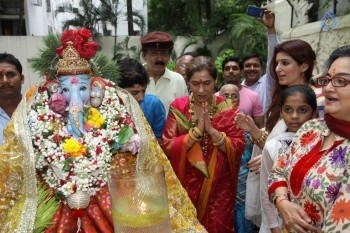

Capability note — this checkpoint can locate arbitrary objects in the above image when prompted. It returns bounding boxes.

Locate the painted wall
[268,0,350,74]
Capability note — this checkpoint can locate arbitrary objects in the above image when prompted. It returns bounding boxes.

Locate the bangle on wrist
[275,197,289,208]
[271,193,289,206]
[189,128,202,142]
[193,127,203,137]
[249,128,268,146]
[213,132,226,147]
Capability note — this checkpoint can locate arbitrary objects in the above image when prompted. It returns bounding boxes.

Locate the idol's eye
[62,88,69,92]
[80,86,87,91]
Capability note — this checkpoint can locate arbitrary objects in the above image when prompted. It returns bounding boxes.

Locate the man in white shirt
[141,31,188,115]
[0,53,24,145]
[241,9,278,115]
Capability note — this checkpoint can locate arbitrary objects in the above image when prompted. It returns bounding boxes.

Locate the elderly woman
[268,45,350,232]
[162,56,245,233]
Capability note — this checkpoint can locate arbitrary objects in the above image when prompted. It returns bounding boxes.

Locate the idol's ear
[90,77,108,108]
[44,80,61,96]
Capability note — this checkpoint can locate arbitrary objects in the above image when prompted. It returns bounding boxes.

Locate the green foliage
[113,36,140,61]
[91,52,120,85]
[30,33,61,79]
[34,182,59,233]
[214,49,235,89]
[227,13,268,65]
[148,0,267,59]
[30,33,120,84]
[167,59,176,71]
[55,0,100,36]
[118,125,134,145]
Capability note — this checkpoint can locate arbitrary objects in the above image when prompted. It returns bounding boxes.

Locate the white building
[0,0,148,36]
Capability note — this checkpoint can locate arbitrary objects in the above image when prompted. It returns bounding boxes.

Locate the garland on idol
[29,82,140,199]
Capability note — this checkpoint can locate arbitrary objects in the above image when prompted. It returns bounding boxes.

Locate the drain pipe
[285,0,294,28]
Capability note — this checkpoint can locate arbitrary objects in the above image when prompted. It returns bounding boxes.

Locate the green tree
[148,0,267,59]
[55,0,100,35]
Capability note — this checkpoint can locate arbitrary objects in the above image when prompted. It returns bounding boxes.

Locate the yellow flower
[63,138,86,157]
[87,108,105,128]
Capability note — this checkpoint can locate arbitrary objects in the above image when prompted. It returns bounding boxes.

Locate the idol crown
[56,41,92,76]
[55,28,99,77]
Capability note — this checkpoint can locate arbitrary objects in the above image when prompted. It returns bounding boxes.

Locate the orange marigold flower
[331,198,350,224]
[276,156,285,168]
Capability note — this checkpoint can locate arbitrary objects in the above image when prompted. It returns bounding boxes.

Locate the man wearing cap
[141,31,188,115]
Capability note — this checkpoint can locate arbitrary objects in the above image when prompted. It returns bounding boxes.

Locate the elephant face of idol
[59,74,91,138]
[59,74,91,108]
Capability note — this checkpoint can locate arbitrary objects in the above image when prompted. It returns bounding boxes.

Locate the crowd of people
[1,7,350,233]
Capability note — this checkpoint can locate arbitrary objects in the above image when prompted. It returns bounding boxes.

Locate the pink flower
[120,134,140,155]
[49,93,68,115]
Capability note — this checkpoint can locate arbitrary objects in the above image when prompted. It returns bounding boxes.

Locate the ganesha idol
[0,28,206,233]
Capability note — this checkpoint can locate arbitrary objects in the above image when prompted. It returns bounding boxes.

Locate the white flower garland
[29,84,135,197]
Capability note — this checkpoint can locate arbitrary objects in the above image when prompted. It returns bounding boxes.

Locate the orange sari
[162,96,245,233]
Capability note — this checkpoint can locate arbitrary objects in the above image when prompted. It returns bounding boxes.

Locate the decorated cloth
[0,82,207,233]
[259,127,293,233]
[162,95,245,233]
[268,118,350,232]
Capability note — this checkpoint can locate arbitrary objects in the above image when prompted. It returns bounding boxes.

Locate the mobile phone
[246,5,264,18]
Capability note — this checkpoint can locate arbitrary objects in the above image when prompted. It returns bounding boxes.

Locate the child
[235,85,318,232]
[260,85,317,233]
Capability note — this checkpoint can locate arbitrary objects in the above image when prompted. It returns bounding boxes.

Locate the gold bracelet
[193,127,203,137]
[271,193,289,206]
[213,132,226,147]
[249,128,268,146]
[189,128,202,142]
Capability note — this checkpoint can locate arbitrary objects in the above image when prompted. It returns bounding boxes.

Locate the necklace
[30,83,139,198]
[189,95,217,154]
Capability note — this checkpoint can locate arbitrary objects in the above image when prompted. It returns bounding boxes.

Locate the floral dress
[268,118,350,232]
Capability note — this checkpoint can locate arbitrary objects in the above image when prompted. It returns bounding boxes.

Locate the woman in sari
[268,45,350,232]
[162,56,245,233]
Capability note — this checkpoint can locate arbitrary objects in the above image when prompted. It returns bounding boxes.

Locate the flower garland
[29,83,139,198]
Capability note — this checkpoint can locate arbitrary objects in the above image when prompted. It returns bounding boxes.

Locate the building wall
[269,0,350,73]
[0,35,202,93]
[24,0,49,35]
[25,0,148,36]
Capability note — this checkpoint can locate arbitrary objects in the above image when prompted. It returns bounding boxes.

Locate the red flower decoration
[38,86,48,93]
[300,131,317,147]
[317,166,326,174]
[96,146,103,155]
[56,46,64,58]
[53,134,63,144]
[56,28,99,59]
[304,200,321,223]
[79,41,99,59]
[77,28,93,40]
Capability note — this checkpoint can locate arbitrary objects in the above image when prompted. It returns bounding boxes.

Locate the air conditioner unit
[32,0,42,6]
